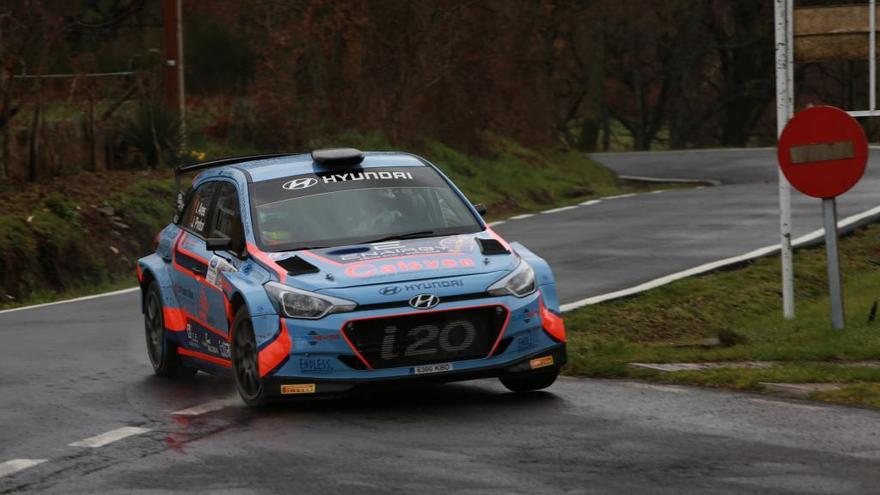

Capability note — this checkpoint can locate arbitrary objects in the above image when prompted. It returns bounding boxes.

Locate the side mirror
[473,203,488,216]
[206,236,233,251]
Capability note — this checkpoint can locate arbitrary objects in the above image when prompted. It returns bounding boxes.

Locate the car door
[172,180,229,357]
[202,181,246,341]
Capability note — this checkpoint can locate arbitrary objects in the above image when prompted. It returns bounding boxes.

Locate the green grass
[813,383,880,408]
[564,223,880,407]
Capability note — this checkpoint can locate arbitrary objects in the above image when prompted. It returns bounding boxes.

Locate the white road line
[602,193,637,200]
[487,220,506,227]
[560,204,880,312]
[0,459,47,478]
[748,398,828,412]
[172,398,238,417]
[623,382,689,394]
[68,426,151,448]
[589,146,775,157]
[580,199,601,206]
[651,190,664,194]
[541,205,579,214]
[0,287,139,316]
[509,213,535,220]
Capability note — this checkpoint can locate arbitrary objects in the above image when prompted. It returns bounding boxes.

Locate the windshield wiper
[361,230,437,244]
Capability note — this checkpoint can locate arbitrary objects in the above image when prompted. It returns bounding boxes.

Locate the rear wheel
[144,281,196,378]
[499,367,559,392]
[231,308,268,407]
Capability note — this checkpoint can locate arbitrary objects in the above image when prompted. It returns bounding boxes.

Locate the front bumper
[263,344,567,398]
[254,291,566,397]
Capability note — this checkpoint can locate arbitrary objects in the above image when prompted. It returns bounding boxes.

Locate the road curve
[495,148,880,305]
[3,148,880,493]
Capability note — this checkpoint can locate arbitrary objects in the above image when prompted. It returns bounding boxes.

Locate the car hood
[264,232,519,292]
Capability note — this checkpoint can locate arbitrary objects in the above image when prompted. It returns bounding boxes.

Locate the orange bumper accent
[539,297,566,342]
[163,307,187,331]
[258,319,292,377]
[136,264,144,283]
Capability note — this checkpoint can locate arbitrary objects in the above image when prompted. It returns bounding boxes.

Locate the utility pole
[774,0,795,319]
[162,0,186,154]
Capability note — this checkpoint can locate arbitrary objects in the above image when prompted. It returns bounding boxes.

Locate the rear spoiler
[173,153,296,221]
[174,153,296,177]
[172,148,364,220]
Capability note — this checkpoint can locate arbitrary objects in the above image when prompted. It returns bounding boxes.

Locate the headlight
[264,282,357,319]
[487,260,537,297]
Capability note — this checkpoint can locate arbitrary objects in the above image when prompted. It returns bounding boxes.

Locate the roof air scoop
[275,255,320,276]
[311,148,364,166]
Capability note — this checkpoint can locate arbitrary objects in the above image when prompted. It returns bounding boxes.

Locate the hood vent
[275,255,320,276]
[476,238,509,255]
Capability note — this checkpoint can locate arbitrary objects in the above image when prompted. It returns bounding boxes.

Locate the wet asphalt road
[3,149,880,493]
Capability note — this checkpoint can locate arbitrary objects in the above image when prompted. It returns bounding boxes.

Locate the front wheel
[231,308,268,407]
[144,281,196,378]
[499,367,559,392]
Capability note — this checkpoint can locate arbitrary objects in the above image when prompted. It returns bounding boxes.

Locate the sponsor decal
[219,341,231,359]
[306,331,341,346]
[186,323,198,346]
[404,280,463,292]
[281,383,316,395]
[206,255,237,288]
[517,332,537,351]
[198,287,209,321]
[513,307,540,324]
[201,334,219,355]
[412,362,453,375]
[321,171,413,183]
[282,177,319,190]
[381,320,475,360]
[174,284,194,301]
[379,286,402,296]
[345,257,476,279]
[336,237,474,263]
[299,358,333,374]
[529,355,554,370]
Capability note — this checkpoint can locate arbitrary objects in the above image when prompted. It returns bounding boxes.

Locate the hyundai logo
[282,177,318,190]
[379,286,401,296]
[409,294,440,310]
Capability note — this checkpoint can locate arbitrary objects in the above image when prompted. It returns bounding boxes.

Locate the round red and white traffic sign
[777,105,868,199]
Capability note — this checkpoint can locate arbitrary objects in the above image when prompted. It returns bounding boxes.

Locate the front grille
[342,306,509,369]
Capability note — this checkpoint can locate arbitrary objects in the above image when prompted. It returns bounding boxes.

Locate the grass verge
[564,222,880,408]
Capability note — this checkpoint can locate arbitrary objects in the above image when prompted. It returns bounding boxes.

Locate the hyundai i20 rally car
[137,148,566,405]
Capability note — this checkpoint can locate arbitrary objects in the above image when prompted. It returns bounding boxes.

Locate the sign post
[777,105,869,330]
[821,198,844,329]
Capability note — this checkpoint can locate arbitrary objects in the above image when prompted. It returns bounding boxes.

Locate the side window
[210,182,245,255]
[180,182,218,237]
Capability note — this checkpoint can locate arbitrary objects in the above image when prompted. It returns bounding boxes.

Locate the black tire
[231,307,269,407]
[499,367,559,392]
[144,281,197,378]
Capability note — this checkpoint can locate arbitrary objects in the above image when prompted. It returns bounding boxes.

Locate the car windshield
[250,166,482,251]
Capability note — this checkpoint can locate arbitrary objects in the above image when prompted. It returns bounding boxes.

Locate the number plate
[412,362,454,375]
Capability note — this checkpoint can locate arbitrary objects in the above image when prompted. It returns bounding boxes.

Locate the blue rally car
[137,148,566,405]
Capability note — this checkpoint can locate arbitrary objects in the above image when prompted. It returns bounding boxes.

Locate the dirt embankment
[0,170,176,304]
